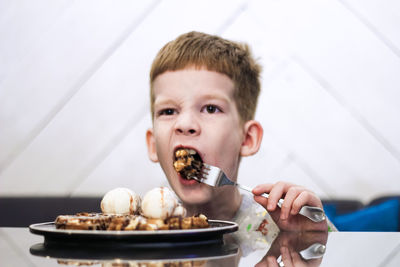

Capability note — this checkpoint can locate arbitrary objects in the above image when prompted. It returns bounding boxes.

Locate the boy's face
[146,68,245,205]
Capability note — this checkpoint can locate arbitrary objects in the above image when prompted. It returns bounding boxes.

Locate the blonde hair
[150,31,261,123]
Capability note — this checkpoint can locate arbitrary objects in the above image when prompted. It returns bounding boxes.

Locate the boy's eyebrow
[198,93,231,103]
[153,97,177,107]
[153,97,170,105]
[154,93,231,106]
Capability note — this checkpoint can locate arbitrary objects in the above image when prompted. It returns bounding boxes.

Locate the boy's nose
[174,113,200,136]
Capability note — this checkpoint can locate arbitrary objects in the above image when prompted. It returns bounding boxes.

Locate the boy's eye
[202,105,221,114]
[158,108,176,116]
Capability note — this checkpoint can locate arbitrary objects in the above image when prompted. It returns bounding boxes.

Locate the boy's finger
[281,246,294,267]
[252,183,273,195]
[291,191,319,215]
[267,256,279,267]
[289,250,303,265]
[280,187,301,220]
[267,182,287,211]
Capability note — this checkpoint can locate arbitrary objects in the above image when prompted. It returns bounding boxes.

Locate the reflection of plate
[30,241,239,262]
[29,220,238,248]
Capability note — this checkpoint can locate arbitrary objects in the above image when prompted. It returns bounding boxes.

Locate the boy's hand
[252,182,328,231]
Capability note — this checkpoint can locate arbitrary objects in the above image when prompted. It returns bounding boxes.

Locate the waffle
[55,213,209,231]
[166,214,209,230]
[55,213,112,230]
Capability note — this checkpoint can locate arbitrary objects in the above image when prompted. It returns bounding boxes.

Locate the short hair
[149,31,262,123]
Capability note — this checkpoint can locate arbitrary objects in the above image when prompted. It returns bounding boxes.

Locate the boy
[145,31,329,232]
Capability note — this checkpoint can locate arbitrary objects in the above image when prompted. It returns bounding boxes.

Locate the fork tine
[192,165,216,186]
[202,165,210,172]
[203,163,211,168]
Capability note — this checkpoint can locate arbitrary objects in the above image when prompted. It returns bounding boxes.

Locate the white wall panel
[239,131,331,199]
[0,0,399,202]
[258,61,400,202]
[249,0,400,159]
[0,0,72,82]
[344,0,400,50]
[0,1,156,175]
[72,115,166,197]
[0,0,249,195]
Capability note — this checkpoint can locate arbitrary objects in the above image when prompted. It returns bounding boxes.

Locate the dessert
[54,187,209,231]
[100,187,141,215]
[166,214,209,230]
[173,148,203,179]
[141,187,185,220]
[55,213,208,231]
[55,212,112,230]
[106,214,161,231]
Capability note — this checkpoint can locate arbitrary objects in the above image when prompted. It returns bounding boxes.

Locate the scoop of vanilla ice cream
[101,187,141,215]
[141,187,182,220]
[172,204,187,218]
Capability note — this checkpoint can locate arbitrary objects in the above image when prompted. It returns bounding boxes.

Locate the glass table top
[0,227,399,267]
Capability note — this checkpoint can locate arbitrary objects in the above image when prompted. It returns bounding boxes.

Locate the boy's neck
[183,188,242,221]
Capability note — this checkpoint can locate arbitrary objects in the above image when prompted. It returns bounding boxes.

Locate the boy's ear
[240,120,263,157]
[146,128,159,162]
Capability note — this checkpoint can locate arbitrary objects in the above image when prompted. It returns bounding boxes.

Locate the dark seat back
[0,197,102,227]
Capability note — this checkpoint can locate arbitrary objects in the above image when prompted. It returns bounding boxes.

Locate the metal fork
[194,163,326,223]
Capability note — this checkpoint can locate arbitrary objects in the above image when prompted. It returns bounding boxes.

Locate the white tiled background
[1,0,399,203]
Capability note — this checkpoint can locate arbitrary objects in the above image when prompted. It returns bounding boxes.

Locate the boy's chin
[176,183,213,205]
[180,194,212,205]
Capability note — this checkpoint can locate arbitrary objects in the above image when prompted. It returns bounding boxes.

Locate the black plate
[29,220,238,248]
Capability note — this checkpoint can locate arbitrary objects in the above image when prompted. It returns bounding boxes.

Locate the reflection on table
[30,240,240,267]
[253,231,328,267]
[0,227,399,266]
[29,229,328,267]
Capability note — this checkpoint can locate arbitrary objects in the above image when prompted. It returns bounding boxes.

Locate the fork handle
[238,184,285,207]
[237,184,325,222]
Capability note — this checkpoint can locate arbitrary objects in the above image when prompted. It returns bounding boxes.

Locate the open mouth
[173,148,203,180]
